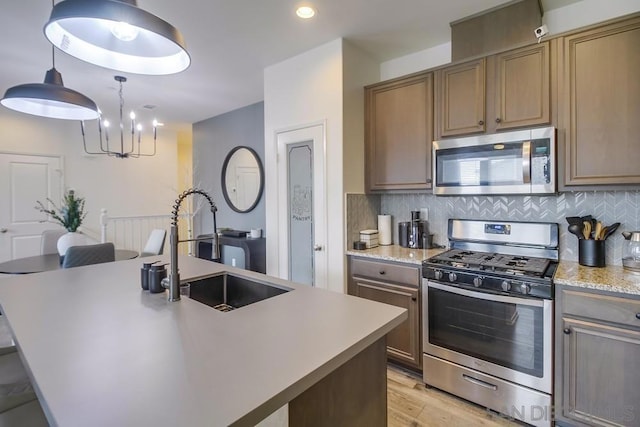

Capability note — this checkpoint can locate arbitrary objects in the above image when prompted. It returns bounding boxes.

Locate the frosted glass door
[287,141,314,286]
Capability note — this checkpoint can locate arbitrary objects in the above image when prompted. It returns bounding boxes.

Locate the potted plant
[36,189,88,256]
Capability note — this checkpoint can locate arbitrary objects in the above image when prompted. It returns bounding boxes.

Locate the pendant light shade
[44,0,191,75]
[1,68,99,120]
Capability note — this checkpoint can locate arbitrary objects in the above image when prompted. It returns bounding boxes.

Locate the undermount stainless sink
[185,273,291,312]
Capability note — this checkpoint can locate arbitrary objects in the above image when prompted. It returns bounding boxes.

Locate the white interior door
[276,123,327,288]
[0,153,63,262]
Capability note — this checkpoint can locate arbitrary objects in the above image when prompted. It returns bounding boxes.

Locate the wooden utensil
[582,221,592,240]
[594,221,603,240]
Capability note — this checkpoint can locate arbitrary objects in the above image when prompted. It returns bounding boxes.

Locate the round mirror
[221,146,264,213]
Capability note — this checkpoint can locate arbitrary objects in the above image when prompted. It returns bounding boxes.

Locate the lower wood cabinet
[555,286,640,426]
[348,257,421,370]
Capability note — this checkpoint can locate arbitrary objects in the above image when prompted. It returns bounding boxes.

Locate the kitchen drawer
[561,288,640,329]
[350,258,419,287]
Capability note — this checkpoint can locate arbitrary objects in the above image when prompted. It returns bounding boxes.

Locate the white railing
[99,209,195,255]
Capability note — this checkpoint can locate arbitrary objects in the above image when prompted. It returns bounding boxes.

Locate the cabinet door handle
[379,270,386,275]
[411,297,417,301]
[636,313,640,320]
[478,120,484,126]
[495,118,501,123]
[563,328,571,335]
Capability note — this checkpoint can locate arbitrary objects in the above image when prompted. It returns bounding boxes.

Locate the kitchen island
[0,255,406,426]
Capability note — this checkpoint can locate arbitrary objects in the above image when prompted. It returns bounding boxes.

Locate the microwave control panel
[531,139,551,184]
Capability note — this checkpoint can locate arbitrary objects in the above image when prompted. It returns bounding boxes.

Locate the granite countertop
[555,260,640,296]
[346,244,447,265]
[346,246,640,297]
[0,255,406,426]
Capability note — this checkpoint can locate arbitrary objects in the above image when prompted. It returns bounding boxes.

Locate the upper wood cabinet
[365,72,433,191]
[435,58,486,137]
[563,17,640,186]
[493,42,550,130]
[435,42,551,138]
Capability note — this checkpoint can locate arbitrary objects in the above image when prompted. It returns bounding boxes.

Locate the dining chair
[62,243,115,269]
[40,229,67,255]
[140,229,167,257]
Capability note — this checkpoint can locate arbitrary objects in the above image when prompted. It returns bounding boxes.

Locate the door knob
[495,118,502,123]
[313,244,323,251]
[563,328,572,335]
[0,228,7,234]
[478,120,485,126]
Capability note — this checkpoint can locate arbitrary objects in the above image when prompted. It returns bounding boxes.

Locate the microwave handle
[522,141,531,184]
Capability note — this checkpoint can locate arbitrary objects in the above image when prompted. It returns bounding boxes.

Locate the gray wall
[192,102,265,237]
[347,191,640,267]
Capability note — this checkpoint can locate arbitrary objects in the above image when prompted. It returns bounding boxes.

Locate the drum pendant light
[1,48,99,120]
[44,0,191,75]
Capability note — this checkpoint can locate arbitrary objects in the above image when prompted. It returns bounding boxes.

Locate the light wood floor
[387,364,521,427]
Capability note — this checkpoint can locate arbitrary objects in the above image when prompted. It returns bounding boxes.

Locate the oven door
[422,280,552,394]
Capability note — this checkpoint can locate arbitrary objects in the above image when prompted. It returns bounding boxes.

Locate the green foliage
[35,190,87,232]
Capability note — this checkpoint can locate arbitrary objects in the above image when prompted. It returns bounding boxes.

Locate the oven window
[428,286,543,377]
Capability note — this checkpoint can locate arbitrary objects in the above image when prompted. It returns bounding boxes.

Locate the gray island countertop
[0,255,406,426]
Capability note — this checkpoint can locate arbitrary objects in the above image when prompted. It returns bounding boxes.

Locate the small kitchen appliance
[622,231,640,271]
[422,219,558,427]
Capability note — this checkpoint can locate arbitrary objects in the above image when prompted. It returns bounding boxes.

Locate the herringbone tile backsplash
[347,191,640,265]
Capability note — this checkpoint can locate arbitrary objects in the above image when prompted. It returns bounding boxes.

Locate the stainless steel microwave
[433,127,556,196]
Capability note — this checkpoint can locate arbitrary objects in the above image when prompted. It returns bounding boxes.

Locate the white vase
[57,232,87,257]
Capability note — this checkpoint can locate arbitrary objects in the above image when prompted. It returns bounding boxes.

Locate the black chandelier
[81,75,157,158]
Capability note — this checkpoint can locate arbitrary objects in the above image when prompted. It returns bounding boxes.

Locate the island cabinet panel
[289,337,387,427]
[435,58,486,137]
[348,257,421,370]
[562,16,640,186]
[365,72,433,191]
[435,42,552,139]
[555,286,640,426]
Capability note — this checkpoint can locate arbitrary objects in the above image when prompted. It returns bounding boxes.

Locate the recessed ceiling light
[296,6,316,19]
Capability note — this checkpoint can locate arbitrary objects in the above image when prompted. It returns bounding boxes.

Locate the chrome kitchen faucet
[162,188,220,301]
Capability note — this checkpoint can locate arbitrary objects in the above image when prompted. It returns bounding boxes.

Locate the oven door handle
[426,280,544,308]
[522,140,531,184]
[462,374,498,391]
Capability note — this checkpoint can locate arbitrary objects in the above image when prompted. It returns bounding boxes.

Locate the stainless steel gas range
[422,219,558,427]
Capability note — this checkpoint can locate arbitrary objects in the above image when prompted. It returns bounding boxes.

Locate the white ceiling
[0,0,575,131]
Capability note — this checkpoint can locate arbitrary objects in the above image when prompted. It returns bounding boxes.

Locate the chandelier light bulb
[110,21,139,41]
[152,119,158,128]
[129,111,136,120]
[103,120,110,128]
[136,124,143,132]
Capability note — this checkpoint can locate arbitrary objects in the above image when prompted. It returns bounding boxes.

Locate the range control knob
[448,272,458,282]
[501,280,511,292]
[473,277,483,288]
[434,270,443,281]
[520,283,531,295]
